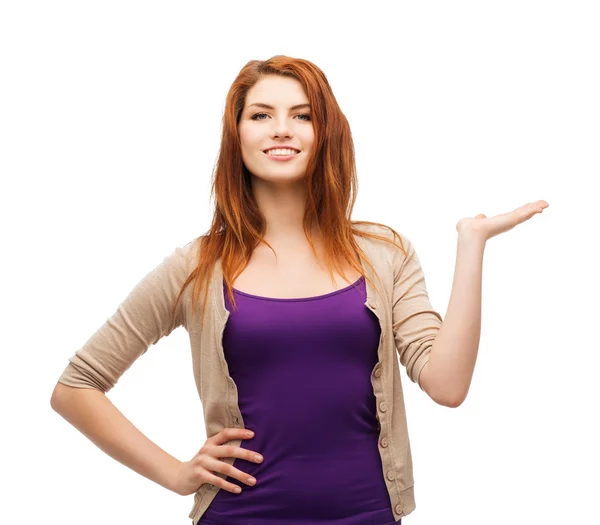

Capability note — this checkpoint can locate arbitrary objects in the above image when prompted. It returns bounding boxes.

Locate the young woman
[51,55,548,525]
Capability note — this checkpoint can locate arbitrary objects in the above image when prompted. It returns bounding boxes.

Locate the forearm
[51,383,181,493]
[423,233,485,406]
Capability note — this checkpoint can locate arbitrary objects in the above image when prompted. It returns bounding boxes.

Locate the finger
[526,201,548,216]
[205,455,257,488]
[202,468,244,494]
[525,200,549,213]
[211,428,253,445]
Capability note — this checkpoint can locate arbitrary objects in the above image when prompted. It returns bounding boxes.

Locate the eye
[251,113,311,121]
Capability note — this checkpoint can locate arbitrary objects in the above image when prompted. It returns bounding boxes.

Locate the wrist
[457,229,487,247]
[162,456,184,494]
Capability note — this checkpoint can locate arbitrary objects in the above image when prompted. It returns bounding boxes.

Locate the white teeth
[264,148,299,156]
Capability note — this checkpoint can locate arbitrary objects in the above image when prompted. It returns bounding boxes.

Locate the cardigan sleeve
[56,239,197,394]
[391,233,443,391]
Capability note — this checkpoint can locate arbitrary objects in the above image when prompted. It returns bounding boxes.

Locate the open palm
[456,200,549,242]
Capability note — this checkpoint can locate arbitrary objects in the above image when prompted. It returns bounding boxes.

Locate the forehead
[245,76,308,108]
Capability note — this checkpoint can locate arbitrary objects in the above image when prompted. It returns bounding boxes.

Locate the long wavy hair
[172,55,408,327]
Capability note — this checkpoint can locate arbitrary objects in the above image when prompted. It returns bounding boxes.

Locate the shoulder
[351,221,413,261]
[159,235,203,280]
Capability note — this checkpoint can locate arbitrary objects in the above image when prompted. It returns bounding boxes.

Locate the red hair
[173,55,408,327]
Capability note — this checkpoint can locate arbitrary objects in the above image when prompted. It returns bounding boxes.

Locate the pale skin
[238,74,317,252]
[420,199,550,407]
[234,74,361,296]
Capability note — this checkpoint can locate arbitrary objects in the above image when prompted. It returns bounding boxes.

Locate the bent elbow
[440,390,467,408]
[50,382,91,411]
[442,396,464,408]
[419,362,467,408]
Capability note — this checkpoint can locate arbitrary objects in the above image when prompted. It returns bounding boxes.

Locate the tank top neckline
[225,275,365,303]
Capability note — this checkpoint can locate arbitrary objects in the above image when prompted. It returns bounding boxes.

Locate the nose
[271,119,293,139]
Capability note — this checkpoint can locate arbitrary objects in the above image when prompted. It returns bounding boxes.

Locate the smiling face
[238,75,315,185]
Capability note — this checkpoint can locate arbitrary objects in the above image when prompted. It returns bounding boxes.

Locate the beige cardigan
[57,223,443,524]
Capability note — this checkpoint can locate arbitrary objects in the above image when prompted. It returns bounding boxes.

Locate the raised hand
[455,200,549,242]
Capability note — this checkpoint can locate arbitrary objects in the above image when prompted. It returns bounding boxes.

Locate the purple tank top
[199,276,400,525]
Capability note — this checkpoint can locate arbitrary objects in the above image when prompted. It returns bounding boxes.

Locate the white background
[2,1,598,524]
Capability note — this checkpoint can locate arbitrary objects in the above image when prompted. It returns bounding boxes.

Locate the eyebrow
[246,103,311,111]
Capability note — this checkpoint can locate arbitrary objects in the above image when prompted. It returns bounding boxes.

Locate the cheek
[240,130,262,153]
[301,129,315,149]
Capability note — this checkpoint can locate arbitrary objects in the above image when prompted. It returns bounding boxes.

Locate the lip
[263,145,300,153]
[264,150,300,162]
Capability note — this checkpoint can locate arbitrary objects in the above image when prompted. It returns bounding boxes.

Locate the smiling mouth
[262,151,300,164]
[263,151,301,156]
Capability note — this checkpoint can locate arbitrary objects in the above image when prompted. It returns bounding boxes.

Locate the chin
[250,170,307,183]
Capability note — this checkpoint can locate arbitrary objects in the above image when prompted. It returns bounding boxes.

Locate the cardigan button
[374,367,382,378]
[379,401,387,412]
[386,470,396,481]
[394,504,404,516]
[380,437,388,447]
